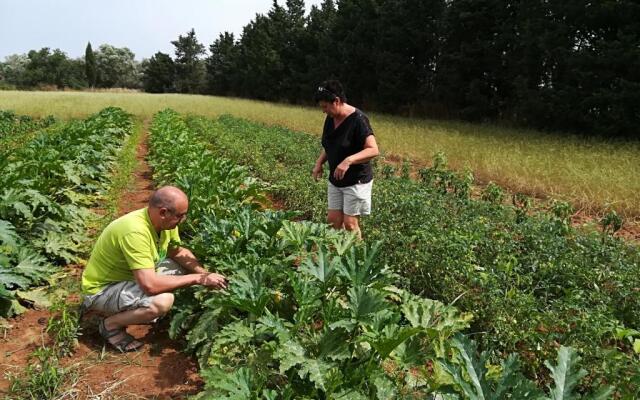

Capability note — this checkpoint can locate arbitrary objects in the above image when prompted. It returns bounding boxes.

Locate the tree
[95,44,140,88]
[65,58,89,89]
[0,54,29,87]
[231,15,275,99]
[172,29,206,94]
[329,0,381,107]
[206,32,238,95]
[304,0,338,87]
[374,0,445,113]
[85,42,97,87]
[142,52,175,93]
[22,48,73,89]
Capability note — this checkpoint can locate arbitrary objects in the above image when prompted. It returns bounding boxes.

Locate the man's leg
[103,292,174,331]
[84,275,179,351]
[99,293,174,351]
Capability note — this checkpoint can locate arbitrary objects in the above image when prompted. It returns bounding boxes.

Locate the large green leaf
[198,367,263,399]
[223,268,271,317]
[299,246,339,284]
[337,241,387,287]
[316,327,351,361]
[0,219,18,247]
[439,334,544,400]
[347,286,387,323]
[401,293,472,335]
[275,339,336,392]
[363,324,422,359]
[545,346,613,400]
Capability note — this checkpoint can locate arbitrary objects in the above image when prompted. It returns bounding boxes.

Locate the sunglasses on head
[317,86,338,100]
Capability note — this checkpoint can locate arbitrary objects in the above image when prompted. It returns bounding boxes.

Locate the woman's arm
[333,136,379,180]
[312,149,328,181]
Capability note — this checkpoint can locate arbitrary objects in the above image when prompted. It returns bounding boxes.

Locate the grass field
[1,90,638,218]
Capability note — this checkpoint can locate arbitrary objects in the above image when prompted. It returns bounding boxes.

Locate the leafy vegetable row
[148,109,613,399]
[182,114,640,397]
[0,110,56,138]
[0,107,132,317]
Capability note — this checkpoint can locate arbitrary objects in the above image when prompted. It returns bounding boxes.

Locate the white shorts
[81,258,186,316]
[327,180,373,216]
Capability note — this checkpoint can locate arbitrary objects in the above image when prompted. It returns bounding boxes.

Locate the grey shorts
[327,180,373,216]
[81,258,186,316]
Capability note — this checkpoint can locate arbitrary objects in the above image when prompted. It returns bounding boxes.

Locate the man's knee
[150,292,174,316]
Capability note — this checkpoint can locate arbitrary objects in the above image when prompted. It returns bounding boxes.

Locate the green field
[1,90,639,219]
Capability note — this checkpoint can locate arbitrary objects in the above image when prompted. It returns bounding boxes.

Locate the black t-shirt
[321,109,374,187]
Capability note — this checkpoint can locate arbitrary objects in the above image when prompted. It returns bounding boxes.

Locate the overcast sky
[0,0,324,60]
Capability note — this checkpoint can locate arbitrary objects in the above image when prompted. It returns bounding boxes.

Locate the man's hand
[333,158,352,181]
[200,272,228,289]
[312,164,324,181]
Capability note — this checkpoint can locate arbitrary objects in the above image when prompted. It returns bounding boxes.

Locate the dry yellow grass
[1,90,638,218]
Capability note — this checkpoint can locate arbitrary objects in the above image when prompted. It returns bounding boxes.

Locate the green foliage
[6,346,69,400]
[142,52,175,93]
[482,182,505,205]
[46,301,80,357]
[171,29,206,94]
[94,44,140,88]
[0,109,56,139]
[150,109,621,399]
[84,42,97,87]
[150,109,474,398]
[189,113,640,396]
[0,107,132,316]
[19,47,86,89]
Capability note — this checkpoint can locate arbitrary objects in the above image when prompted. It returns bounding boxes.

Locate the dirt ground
[0,130,203,399]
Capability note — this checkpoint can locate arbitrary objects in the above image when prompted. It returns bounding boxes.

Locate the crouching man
[81,186,227,352]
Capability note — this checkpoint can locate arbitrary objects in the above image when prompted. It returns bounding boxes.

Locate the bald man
[81,186,227,352]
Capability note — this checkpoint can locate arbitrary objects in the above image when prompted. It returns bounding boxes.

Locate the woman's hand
[333,158,352,180]
[312,164,324,181]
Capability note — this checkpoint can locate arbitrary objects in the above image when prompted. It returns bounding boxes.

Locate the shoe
[98,319,143,352]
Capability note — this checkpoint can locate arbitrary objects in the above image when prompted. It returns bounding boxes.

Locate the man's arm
[168,246,207,273]
[133,268,227,296]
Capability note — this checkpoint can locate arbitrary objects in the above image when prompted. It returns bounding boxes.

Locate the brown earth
[0,127,204,399]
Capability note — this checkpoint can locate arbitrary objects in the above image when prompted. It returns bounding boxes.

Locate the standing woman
[312,80,379,239]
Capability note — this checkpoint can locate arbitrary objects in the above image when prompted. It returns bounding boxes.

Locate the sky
[0,0,324,60]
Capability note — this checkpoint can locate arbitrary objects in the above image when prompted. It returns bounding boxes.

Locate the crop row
[182,114,640,397]
[0,111,57,157]
[0,107,132,317]
[148,109,613,399]
[0,110,56,138]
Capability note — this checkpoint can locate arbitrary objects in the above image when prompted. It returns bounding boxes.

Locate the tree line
[0,43,141,90]
[1,0,638,138]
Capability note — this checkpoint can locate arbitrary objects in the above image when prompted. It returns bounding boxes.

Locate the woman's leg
[327,181,344,229]
[342,214,361,239]
[327,209,344,229]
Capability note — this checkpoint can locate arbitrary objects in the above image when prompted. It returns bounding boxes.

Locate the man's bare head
[148,186,189,231]
[149,186,188,210]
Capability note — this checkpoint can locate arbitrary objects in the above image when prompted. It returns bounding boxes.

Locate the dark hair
[314,80,347,103]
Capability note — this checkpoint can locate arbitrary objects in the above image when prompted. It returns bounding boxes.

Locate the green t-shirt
[81,207,181,295]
